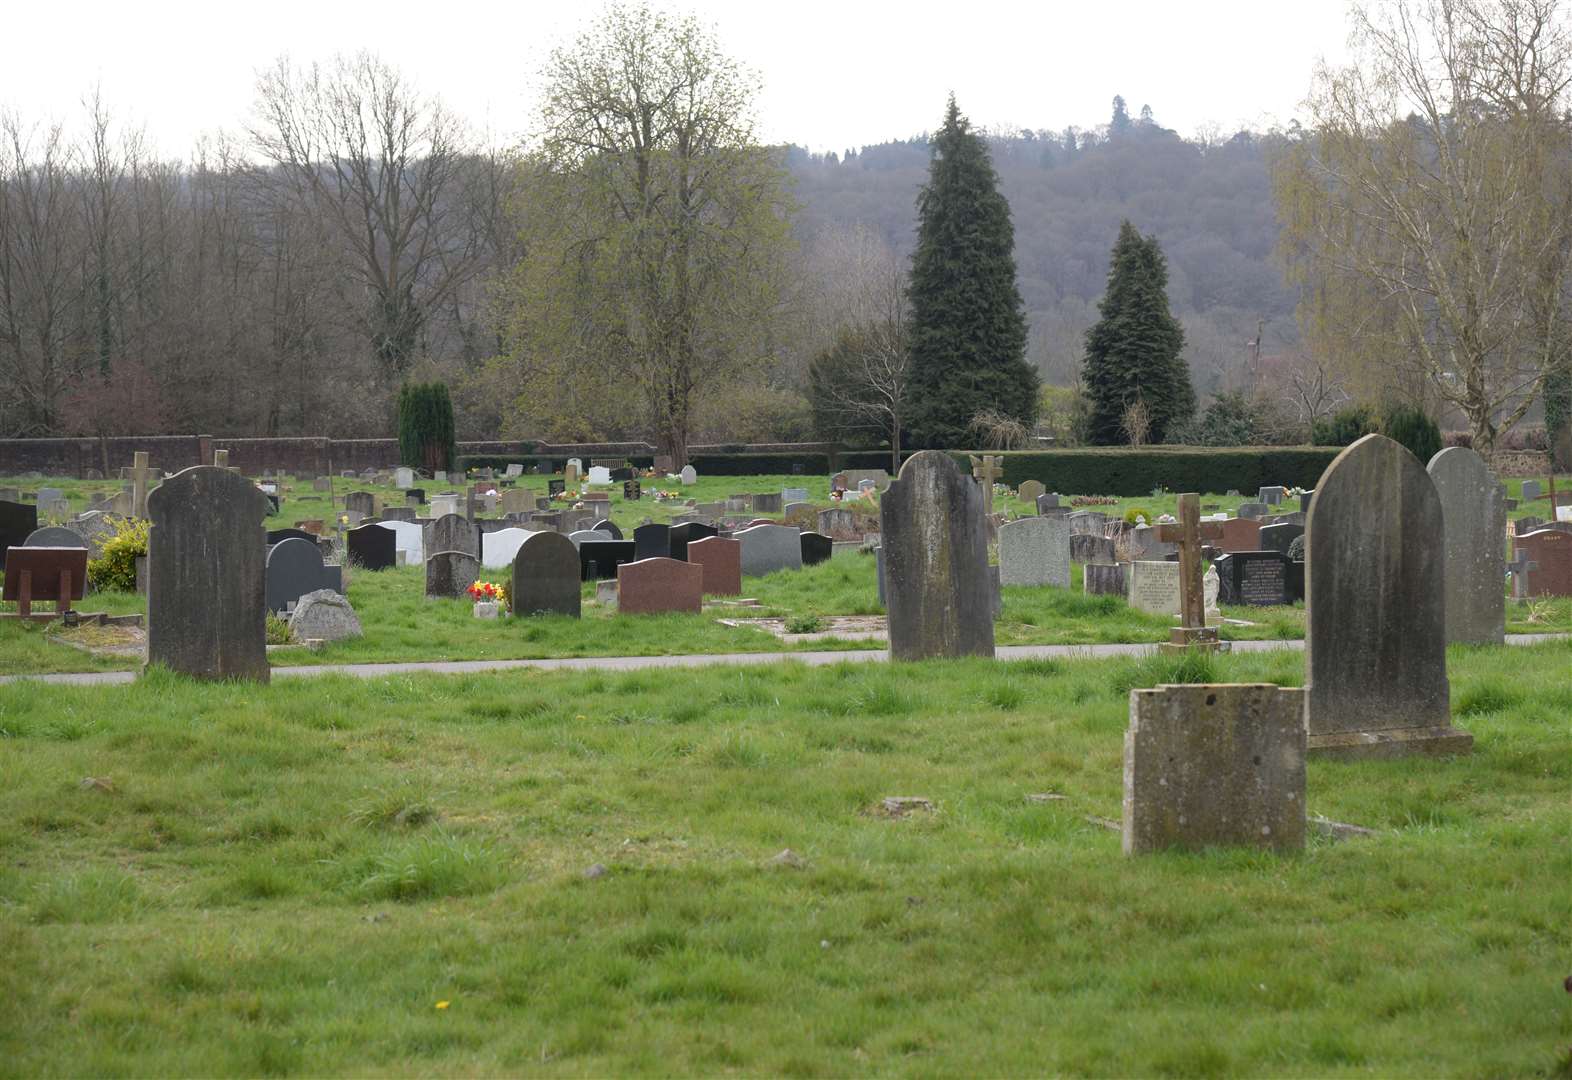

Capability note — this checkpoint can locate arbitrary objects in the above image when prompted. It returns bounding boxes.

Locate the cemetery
[0,445,1569,1075]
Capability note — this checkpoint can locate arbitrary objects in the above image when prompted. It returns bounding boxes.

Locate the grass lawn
[0,641,1567,1075]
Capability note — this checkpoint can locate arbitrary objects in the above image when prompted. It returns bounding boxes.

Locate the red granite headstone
[687,536,742,596]
[1513,528,1572,597]
[617,557,703,614]
[4,546,88,617]
[1215,516,1262,553]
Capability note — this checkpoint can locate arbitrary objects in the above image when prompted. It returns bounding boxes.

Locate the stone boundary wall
[1485,450,1552,478]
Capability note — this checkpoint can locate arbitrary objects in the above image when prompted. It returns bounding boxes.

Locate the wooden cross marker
[1156,493,1225,651]
[1507,549,1539,600]
[969,455,1001,518]
[130,451,155,519]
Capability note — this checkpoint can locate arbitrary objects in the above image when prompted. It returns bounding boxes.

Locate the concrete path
[3,634,1565,688]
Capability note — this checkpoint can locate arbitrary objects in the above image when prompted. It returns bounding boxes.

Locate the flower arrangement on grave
[467,581,503,603]
[653,489,683,503]
[1069,495,1119,507]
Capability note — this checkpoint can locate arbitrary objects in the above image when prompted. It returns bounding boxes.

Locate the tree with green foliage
[904,96,1038,449]
[397,382,455,473]
[1081,221,1194,445]
[1381,402,1441,465]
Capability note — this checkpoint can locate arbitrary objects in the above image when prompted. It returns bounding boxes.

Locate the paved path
[4,634,1565,688]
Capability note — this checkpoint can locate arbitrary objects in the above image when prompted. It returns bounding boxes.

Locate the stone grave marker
[1305,434,1468,758]
[818,507,856,539]
[592,519,623,540]
[406,488,426,505]
[72,511,118,558]
[997,516,1070,588]
[618,557,702,614]
[1522,479,1542,501]
[394,467,415,490]
[734,523,804,577]
[429,494,462,518]
[24,525,86,549]
[752,492,783,514]
[587,466,613,485]
[499,489,534,515]
[782,487,809,504]
[679,465,697,485]
[312,477,332,492]
[147,466,270,681]
[4,547,87,617]
[1122,684,1306,855]
[265,537,343,613]
[511,532,580,616]
[566,529,605,549]
[1154,494,1225,649]
[1036,493,1062,515]
[800,531,833,566]
[505,463,524,479]
[669,522,717,561]
[1070,533,1116,564]
[382,507,416,523]
[579,540,637,581]
[1511,528,1572,596]
[1214,551,1291,606]
[686,535,742,595]
[1125,560,1181,615]
[425,513,479,559]
[1257,486,1286,506]
[1067,511,1106,536]
[267,527,317,547]
[1084,562,1126,597]
[1427,447,1506,644]
[347,523,396,571]
[1215,517,1262,553]
[1237,501,1268,520]
[633,523,671,560]
[289,589,362,642]
[968,455,1001,518]
[344,491,377,518]
[425,551,480,599]
[378,520,424,566]
[1017,480,1046,504]
[481,527,535,569]
[880,451,993,660]
[1257,522,1303,556]
[623,479,642,501]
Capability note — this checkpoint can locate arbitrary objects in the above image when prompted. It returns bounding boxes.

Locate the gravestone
[653,454,675,475]
[1125,560,1181,615]
[406,489,426,505]
[511,532,581,616]
[1257,522,1303,557]
[1213,551,1291,606]
[579,540,637,581]
[668,522,718,561]
[687,535,742,595]
[24,526,86,549]
[1257,486,1286,506]
[781,487,809,504]
[1036,493,1062,515]
[799,531,833,567]
[880,451,993,660]
[1122,684,1306,855]
[425,513,479,559]
[1512,528,1572,596]
[1067,511,1106,536]
[288,589,362,642]
[679,465,697,485]
[4,547,87,617]
[592,519,623,540]
[563,460,581,489]
[147,466,270,681]
[424,551,479,599]
[429,494,462,518]
[1427,447,1506,645]
[313,477,332,492]
[587,466,613,485]
[499,489,534,515]
[377,520,424,566]
[997,516,1070,588]
[481,527,535,569]
[1216,517,1262,553]
[633,523,672,561]
[752,492,783,514]
[72,511,119,558]
[265,537,343,613]
[818,508,856,539]
[726,494,749,513]
[394,467,415,490]
[0,501,40,571]
[1237,501,1269,520]
[623,479,642,501]
[783,502,813,518]
[1070,533,1116,564]
[505,463,524,479]
[382,506,416,523]
[618,557,703,615]
[267,528,317,547]
[1084,562,1126,597]
[1521,479,1542,501]
[567,529,606,549]
[1017,480,1046,504]
[346,523,396,571]
[733,523,804,577]
[1306,434,1467,758]
[344,491,377,518]
[842,468,891,492]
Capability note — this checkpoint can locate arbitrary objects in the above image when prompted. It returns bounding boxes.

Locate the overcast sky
[4,0,1353,156]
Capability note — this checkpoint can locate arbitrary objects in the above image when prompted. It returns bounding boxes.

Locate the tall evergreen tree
[904,96,1038,449]
[397,382,456,473]
[1081,221,1195,445]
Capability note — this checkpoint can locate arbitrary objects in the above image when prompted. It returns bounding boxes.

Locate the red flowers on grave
[467,581,502,603]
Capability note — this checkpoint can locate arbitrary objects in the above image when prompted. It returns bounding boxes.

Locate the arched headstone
[1306,435,1469,757]
[1427,447,1505,644]
[148,465,270,682]
[24,526,86,549]
[425,550,480,599]
[879,451,993,660]
[347,523,397,571]
[425,513,479,558]
[997,516,1070,587]
[481,527,536,569]
[265,537,343,614]
[733,523,803,577]
[511,531,580,616]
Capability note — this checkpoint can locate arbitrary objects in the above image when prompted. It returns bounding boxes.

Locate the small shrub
[1313,406,1377,446]
[265,613,293,645]
[785,614,824,634]
[86,517,149,592]
[1123,506,1153,526]
[1381,403,1442,464]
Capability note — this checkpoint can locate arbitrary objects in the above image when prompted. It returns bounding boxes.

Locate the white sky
[3,0,1353,157]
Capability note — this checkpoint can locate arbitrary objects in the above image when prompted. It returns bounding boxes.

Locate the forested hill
[783,119,1297,396]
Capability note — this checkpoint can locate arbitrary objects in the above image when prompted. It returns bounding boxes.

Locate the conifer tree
[397,382,456,473]
[1081,221,1195,444]
[904,96,1038,448]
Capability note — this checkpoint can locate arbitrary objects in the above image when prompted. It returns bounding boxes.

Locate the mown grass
[0,641,1567,1076]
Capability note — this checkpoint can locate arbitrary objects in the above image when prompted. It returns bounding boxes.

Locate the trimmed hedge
[971,447,1342,496]
[689,452,832,476]
[457,455,655,473]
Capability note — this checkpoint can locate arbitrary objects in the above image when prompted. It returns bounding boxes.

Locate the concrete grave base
[1306,724,1473,760]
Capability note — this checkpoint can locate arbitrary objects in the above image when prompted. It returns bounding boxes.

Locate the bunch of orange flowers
[466,581,502,602]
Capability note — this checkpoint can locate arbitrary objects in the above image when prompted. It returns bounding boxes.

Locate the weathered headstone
[424,550,480,600]
[752,491,783,514]
[1425,447,1506,644]
[880,451,993,660]
[24,525,86,549]
[1067,511,1106,536]
[425,513,479,559]
[817,507,856,539]
[344,491,377,519]
[997,516,1070,588]
[288,589,362,642]
[1123,684,1306,855]
[1257,521,1304,557]
[1070,533,1116,564]
[1036,493,1062,515]
[1084,562,1127,596]
[1257,486,1286,506]
[1125,560,1181,615]
[346,523,396,571]
[782,487,809,505]
[687,535,742,595]
[1237,501,1269,520]
[1521,479,1542,501]
[679,465,697,485]
[265,537,343,613]
[592,519,623,540]
[1017,480,1046,504]
[511,532,581,616]
[1306,434,1467,758]
[394,467,415,490]
[148,466,270,681]
[733,523,804,577]
[799,531,833,567]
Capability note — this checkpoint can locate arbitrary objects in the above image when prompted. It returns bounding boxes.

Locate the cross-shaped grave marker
[1156,492,1225,651]
[130,451,155,519]
[1506,549,1539,600]
[969,455,1002,519]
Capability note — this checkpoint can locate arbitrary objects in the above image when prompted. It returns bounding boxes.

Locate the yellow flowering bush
[87,517,150,593]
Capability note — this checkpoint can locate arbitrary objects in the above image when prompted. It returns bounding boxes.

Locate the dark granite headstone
[1084,562,1126,596]
[752,492,783,514]
[579,540,637,581]
[633,523,671,561]
[24,526,86,548]
[879,451,993,660]
[267,528,317,547]
[148,466,270,681]
[548,479,565,497]
[425,513,479,559]
[1257,522,1304,557]
[1427,447,1506,644]
[799,531,833,566]
[1214,551,1291,606]
[265,536,343,614]
[623,479,642,500]
[1306,434,1466,758]
[406,488,426,505]
[669,522,718,561]
[0,500,39,570]
[424,550,480,599]
[511,531,581,616]
[347,523,397,571]
[592,519,623,540]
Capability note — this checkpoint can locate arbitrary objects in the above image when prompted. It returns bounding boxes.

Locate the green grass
[0,642,1567,1075]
